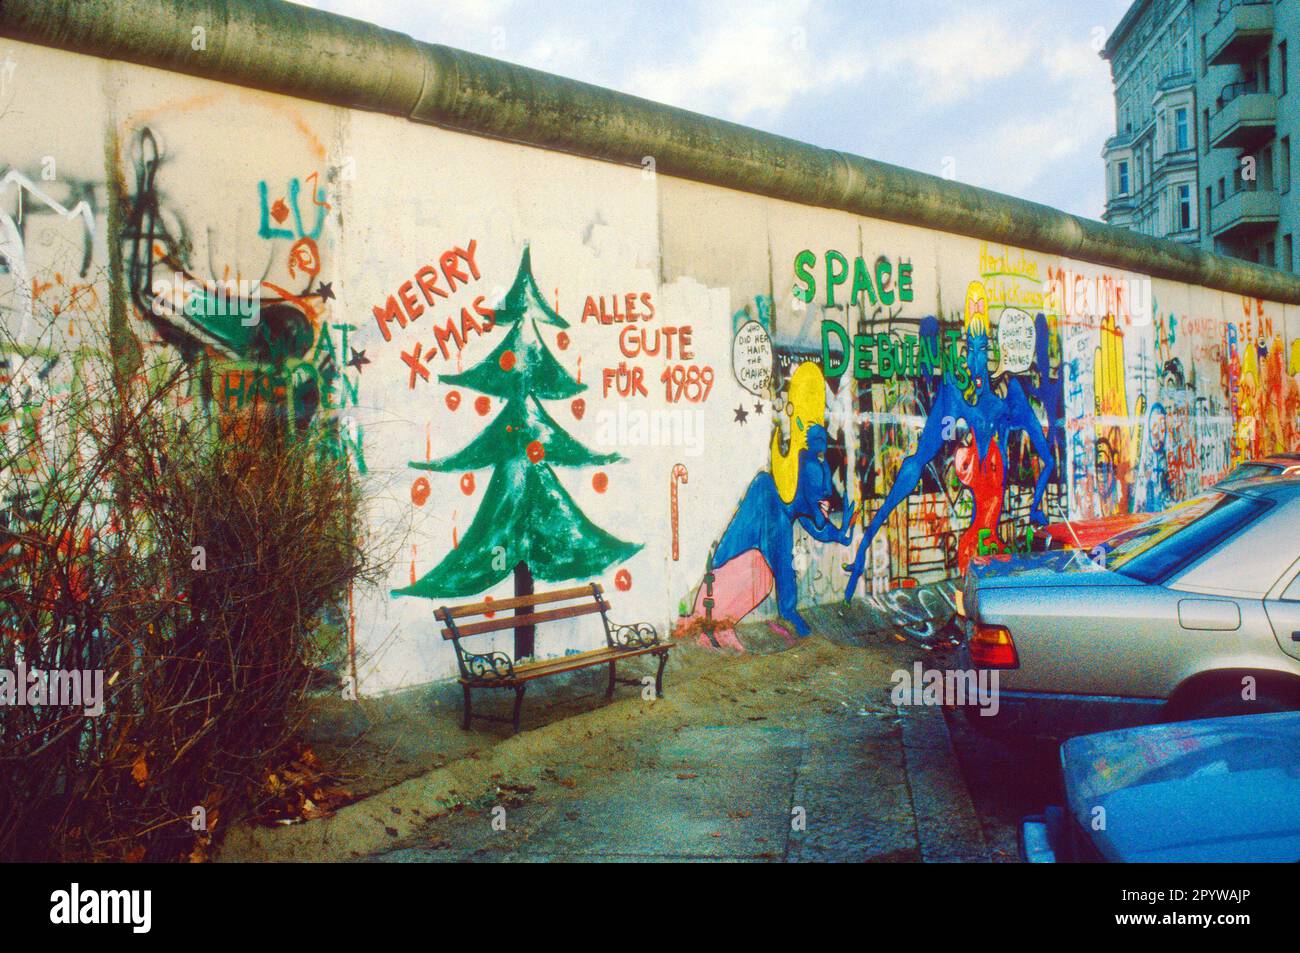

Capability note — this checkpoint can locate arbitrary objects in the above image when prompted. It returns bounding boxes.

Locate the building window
[1179,37,1190,74]
[1285,235,1294,273]
[1117,160,1130,195]
[1281,41,1289,97]
[1174,108,1189,151]
[1282,137,1292,193]
[1200,34,1207,77]
[1202,107,1210,155]
[1264,241,1276,269]
[1205,186,1213,234]
[1177,184,1192,230]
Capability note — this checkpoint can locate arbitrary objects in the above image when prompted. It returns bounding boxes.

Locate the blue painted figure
[843,283,1055,601]
[683,424,855,646]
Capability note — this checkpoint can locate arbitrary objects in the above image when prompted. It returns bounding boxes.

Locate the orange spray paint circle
[526,440,545,463]
[475,395,491,416]
[499,350,517,371]
[592,472,608,493]
[445,390,461,411]
[411,477,431,506]
[460,473,476,495]
[614,569,632,592]
[556,331,570,350]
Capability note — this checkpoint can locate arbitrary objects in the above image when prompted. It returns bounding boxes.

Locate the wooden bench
[436,583,670,733]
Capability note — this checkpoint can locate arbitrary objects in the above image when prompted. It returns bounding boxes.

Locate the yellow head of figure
[964,280,989,338]
[772,361,826,503]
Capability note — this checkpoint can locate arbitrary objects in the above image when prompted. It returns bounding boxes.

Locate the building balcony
[1209,184,1279,241]
[1153,147,1197,175]
[1103,130,1134,154]
[1209,83,1276,150]
[1156,71,1196,95]
[1166,228,1201,245]
[1105,194,1137,219]
[1206,0,1274,67]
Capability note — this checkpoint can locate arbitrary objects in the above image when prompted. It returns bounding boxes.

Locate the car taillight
[970,623,1019,669]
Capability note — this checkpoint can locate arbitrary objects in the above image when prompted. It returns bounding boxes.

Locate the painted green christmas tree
[394,246,641,600]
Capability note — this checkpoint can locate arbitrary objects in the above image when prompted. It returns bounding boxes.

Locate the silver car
[958,476,1300,738]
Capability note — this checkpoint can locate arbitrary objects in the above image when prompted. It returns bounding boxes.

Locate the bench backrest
[436,583,608,640]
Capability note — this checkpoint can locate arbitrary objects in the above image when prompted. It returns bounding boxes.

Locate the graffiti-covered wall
[2,37,1297,693]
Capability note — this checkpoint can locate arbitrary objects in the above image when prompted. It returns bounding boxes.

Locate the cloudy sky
[295,0,1133,220]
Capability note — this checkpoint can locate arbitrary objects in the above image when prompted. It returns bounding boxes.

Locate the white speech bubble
[732,320,773,396]
[996,308,1035,374]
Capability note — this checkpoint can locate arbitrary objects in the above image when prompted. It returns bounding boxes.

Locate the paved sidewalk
[361,706,987,862]
[220,599,991,863]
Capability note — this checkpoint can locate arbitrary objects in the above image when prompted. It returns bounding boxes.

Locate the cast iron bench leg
[461,684,473,731]
[655,650,667,698]
[606,660,617,699]
[512,684,526,733]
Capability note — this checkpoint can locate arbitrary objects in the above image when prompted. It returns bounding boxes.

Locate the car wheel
[1174,687,1300,721]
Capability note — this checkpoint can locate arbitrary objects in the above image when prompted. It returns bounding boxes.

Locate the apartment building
[1102,0,1297,271]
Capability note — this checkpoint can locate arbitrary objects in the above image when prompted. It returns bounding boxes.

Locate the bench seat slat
[460,642,667,684]
[442,600,605,639]
[436,584,603,622]
[438,584,669,731]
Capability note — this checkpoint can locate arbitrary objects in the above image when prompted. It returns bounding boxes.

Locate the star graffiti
[733,404,749,424]
[347,347,369,372]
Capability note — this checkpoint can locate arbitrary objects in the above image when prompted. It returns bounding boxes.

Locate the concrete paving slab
[901,705,991,862]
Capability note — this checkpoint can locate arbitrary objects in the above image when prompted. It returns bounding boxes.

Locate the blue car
[1021,712,1300,862]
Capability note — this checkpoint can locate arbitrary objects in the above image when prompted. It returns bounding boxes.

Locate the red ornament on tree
[592,472,608,493]
[526,440,545,463]
[499,350,517,372]
[475,395,491,416]
[445,390,461,411]
[615,569,632,591]
[460,473,476,495]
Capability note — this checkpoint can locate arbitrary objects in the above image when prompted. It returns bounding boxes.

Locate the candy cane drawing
[670,463,689,560]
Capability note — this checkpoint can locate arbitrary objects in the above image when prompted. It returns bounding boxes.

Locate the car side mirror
[1177,599,1241,631]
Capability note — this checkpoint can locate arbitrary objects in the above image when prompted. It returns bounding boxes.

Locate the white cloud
[622,0,869,121]
[868,14,1036,107]
[949,29,1115,215]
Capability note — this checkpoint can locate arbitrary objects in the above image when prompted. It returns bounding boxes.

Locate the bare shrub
[0,317,376,861]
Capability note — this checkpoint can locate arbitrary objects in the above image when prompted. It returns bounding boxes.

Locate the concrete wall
[2,31,1298,693]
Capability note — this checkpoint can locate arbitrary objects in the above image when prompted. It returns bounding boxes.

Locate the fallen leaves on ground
[253,746,357,826]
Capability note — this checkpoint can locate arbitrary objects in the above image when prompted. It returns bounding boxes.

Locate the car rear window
[1103,491,1270,584]
[1220,463,1280,484]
